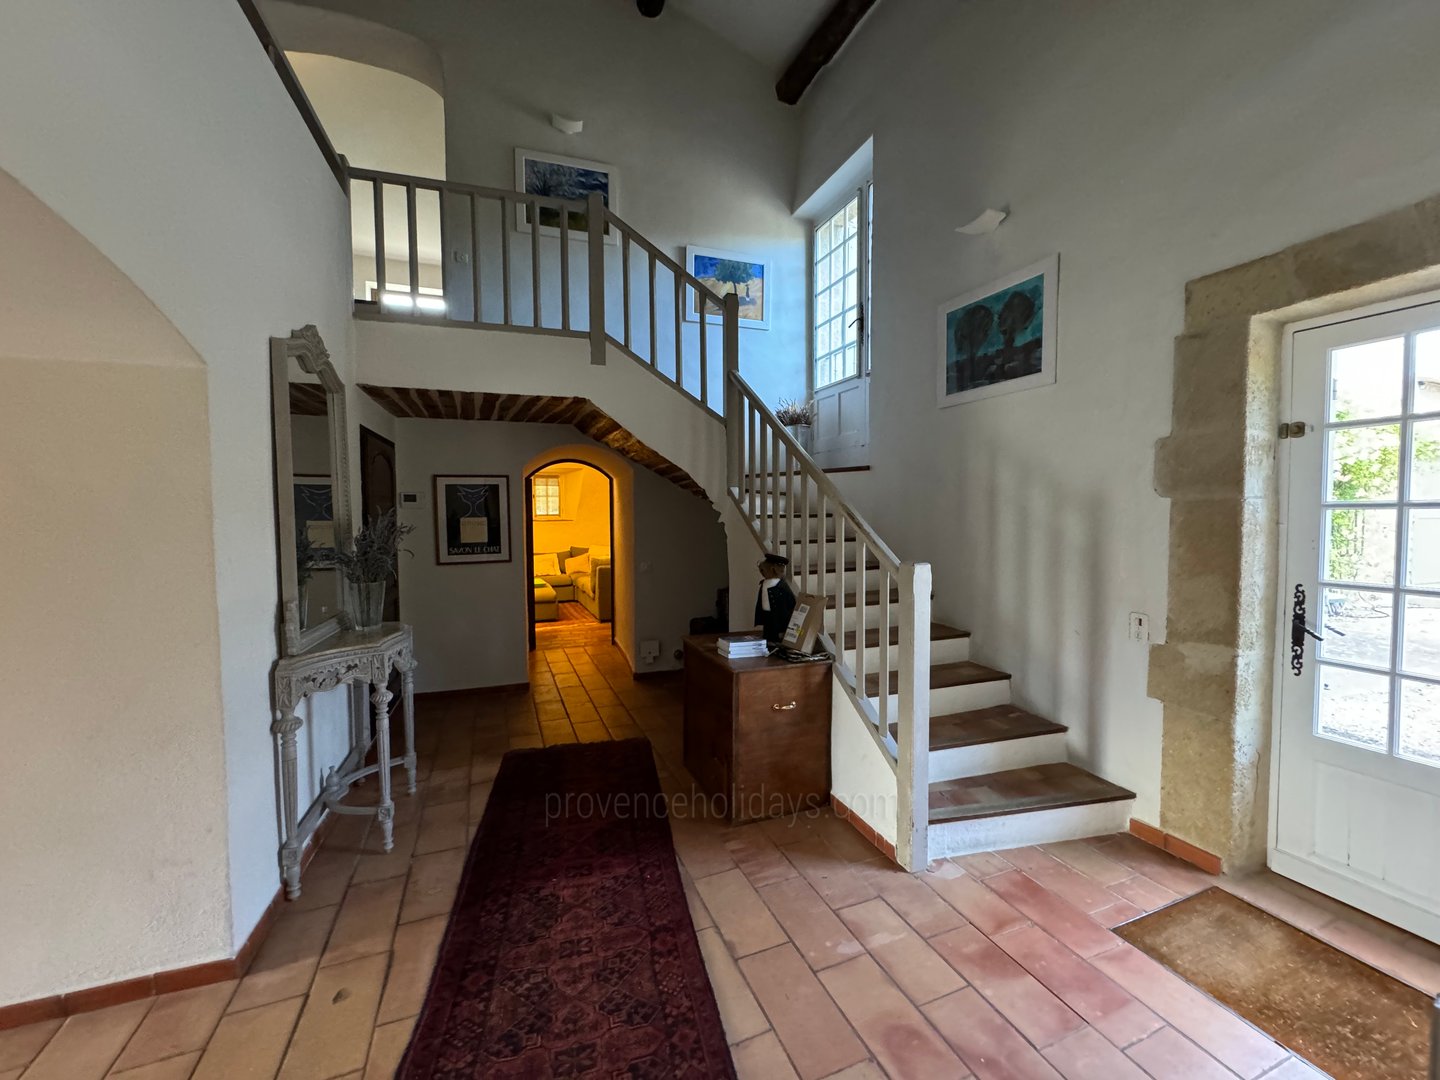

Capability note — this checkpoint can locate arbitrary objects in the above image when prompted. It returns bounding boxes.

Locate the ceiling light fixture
[637,0,664,17]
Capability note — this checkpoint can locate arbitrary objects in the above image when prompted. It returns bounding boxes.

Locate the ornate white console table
[271,622,416,900]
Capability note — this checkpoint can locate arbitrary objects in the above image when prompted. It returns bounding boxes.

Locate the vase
[783,424,813,455]
[349,579,387,631]
[298,579,311,630]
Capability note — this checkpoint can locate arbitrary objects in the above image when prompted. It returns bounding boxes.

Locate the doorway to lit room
[525,461,615,650]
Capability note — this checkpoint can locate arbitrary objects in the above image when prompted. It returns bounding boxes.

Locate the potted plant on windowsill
[335,509,415,631]
[776,398,816,454]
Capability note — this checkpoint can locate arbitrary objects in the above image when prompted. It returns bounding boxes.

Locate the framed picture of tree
[937,254,1058,407]
[685,245,770,331]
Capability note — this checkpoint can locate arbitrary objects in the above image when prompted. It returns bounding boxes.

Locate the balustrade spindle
[622,236,632,349]
[406,183,419,304]
[468,193,481,323]
[500,197,512,324]
[648,254,658,365]
[560,210,570,331]
[373,181,386,295]
[698,296,709,410]
[530,200,542,327]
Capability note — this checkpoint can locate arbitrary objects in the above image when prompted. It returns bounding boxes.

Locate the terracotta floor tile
[951,851,1014,879]
[0,1068,22,1080]
[983,872,1118,958]
[725,823,801,888]
[836,899,965,1004]
[376,916,446,1025]
[1107,873,1182,913]
[784,837,878,909]
[1041,1027,1149,1080]
[363,1016,416,1079]
[227,906,337,1014]
[670,817,738,879]
[109,981,236,1072]
[818,1063,888,1080]
[818,955,969,1080]
[858,863,968,938]
[277,953,389,1079]
[399,847,466,924]
[737,944,868,1080]
[1089,836,1213,897]
[999,847,1121,914]
[321,876,406,967]
[1039,841,1134,887]
[1256,1056,1327,1079]
[349,815,421,885]
[992,925,1161,1048]
[922,987,1063,1079]
[192,995,304,1080]
[813,813,885,864]
[412,799,468,855]
[921,864,1030,937]
[1310,917,1440,994]
[1123,1027,1237,1079]
[929,925,1084,1049]
[467,782,493,825]
[1093,900,1146,929]
[681,867,716,931]
[759,877,866,970]
[731,1031,800,1080]
[107,1050,204,1079]
[1090,945,1286,1077]
[693,868,788,958]
[20,1001,151,1080]
[0,1017,61,1071]
[695,927,769,1045]
[288,850,358,912]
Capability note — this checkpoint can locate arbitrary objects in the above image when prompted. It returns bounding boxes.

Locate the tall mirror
[271,326,353,655]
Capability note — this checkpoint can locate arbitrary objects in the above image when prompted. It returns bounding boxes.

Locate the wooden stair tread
[928,763,1134,824]
[890,705,1066,751]
[844,622,970,650]
[825,588,901,609]
[865,660,1009,697]
[803,557,883,574]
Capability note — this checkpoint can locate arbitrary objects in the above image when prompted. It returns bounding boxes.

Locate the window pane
[846,197,858,235]
[845,236,858,272]
[1408,419,1440,499]
[1327,424,1400,502]
[1317,663,1390,752]
[1414,329,1440,414]
[844,275,858,310]
[830,251,845,282]
[815,257,831,291]
[1328,337,1404,422]
[843,345,858,379]
[1399,679,1440,766]
[828,283,845,319]
[829,207,847,236]
[843,313,858,345]
[816,322,830,355]
[1402,594,1440,678]
[816,219,832,254]
[1406,508,1440,587]
[815,290,830,323]
[1324,507,1396,585]
[1318,587,1393,669]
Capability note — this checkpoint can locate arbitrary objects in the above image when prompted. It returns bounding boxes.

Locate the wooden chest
[682,634,832,824]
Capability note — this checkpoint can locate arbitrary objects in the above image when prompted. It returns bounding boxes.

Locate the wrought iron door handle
[1290,584,1322,676]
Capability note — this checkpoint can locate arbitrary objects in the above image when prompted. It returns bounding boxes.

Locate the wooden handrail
[603,209,730,314]
[235,0,346,190]
[348,166,585,213]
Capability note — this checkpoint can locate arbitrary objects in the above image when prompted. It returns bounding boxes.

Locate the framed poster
[685,245,770,330]
[514,148,619,242]
[293,475,336,564]
[938,254,1058,408]
[434,474,511,564]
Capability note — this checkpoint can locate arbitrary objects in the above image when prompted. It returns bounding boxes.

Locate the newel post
[724,292,741,491]
[896,561,932,870]
[586,192,607,366]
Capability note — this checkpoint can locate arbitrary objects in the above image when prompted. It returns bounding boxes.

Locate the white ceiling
[667,0,833,77]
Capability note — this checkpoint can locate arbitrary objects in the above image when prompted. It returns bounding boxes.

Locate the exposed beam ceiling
[775,0,878,105]
[359,386,709,498]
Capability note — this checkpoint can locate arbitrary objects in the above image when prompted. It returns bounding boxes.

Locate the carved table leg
[402,664,418,795]
[272,709,304,899]
[371,681,395,852]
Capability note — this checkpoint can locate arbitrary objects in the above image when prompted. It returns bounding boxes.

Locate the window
[533,475,561,517]
[364,280,447,315]
[813,184,872,389]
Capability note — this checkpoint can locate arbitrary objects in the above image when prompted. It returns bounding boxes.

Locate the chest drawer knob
[773,701,798,711]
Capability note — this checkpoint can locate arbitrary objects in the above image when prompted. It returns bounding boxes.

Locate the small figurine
[754,553,796,644]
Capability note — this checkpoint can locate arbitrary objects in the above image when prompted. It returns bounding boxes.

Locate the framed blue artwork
[938,254,1058,407]
[514,148,619,243]
[685,245,770,330]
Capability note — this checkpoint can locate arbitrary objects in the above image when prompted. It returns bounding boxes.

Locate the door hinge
[1279,421,1309,439]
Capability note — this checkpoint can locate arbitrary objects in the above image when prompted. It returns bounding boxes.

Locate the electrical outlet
[1129,612,1150,643]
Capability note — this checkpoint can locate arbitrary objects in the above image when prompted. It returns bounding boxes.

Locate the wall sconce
[956,208,1007,235]
[550,113,583,135]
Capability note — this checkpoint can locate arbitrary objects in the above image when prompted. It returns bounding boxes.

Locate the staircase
[344,164,1134,871]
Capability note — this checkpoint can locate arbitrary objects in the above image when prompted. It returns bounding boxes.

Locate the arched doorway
[525,459,616,651]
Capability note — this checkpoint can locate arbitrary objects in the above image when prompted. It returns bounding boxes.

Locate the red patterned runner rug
[398,738,736,1078]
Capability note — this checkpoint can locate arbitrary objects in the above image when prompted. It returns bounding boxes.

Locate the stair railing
[727,372,931,869]
[347,170,732,420]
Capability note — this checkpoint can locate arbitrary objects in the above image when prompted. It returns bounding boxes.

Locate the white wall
[393,419,727,691]
[797,0,1440,823]
[0,0,358,981]
[286,0,809,406]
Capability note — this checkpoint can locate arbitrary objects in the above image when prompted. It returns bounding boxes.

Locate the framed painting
[938,254,1058,407]
[434,474,511,565]
[293,475,336,565]
[514,148,619,243]
[685,245,770,330]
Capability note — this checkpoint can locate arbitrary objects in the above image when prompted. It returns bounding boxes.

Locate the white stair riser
[927,799,1134,860]
[927,731,1068,783]
[844,635,969,671]
[778,536,856,557]
[757,519,836,542]
[826,604,900,633]
[873,677,1011,718]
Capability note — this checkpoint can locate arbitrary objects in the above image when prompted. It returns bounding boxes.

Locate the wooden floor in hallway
[5,636,1440,1079]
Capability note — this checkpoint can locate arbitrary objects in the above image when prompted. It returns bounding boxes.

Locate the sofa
[533,545,612,621]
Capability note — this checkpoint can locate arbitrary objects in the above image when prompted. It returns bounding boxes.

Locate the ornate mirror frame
[271,325,354,655]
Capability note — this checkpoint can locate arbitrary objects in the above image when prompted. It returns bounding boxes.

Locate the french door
[1272,299,1440,943]
[810,184,871,461]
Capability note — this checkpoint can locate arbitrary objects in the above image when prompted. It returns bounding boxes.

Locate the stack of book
[717,633,769,660]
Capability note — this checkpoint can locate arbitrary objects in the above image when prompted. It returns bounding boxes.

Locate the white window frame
[811,183,872,392]
[533,474,563,518]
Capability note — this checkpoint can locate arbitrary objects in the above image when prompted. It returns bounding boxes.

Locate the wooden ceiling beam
[775,0,878,106]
